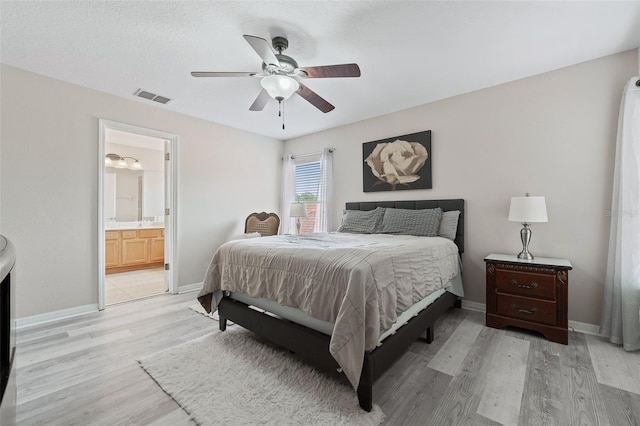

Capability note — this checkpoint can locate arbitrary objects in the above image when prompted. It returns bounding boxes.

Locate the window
[282,148,333,235]
[295,160,320,234]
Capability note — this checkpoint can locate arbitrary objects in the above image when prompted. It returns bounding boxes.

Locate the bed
[197,199,465,411]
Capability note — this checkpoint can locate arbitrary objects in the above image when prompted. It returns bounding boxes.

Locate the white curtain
[600,77,640,352]
[314,148,333,233]
[280,154,296,235]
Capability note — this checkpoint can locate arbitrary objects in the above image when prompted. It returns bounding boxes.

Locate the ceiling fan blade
[243,35,280,67]
[299,63,361,78]
[191,72,257,77]
[249,89,271,111]
[297,83,335,113]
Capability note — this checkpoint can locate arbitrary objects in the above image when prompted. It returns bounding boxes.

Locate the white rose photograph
[362,130,432,192]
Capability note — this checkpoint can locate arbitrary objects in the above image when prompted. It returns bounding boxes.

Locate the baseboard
[16,304,99,330]
[568,320,601,336]
[460,300,602,337]
[178,282,201,294]
[461,299,486,313]
[17,285,200,329]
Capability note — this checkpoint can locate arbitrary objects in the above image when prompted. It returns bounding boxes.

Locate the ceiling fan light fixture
[261,75,299,101]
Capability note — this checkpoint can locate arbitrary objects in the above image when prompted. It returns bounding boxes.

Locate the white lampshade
[289,202,308,218]
[116,157,128,168]
[130,160,143,170]
[261,75,300,101]
[508,195,548,223]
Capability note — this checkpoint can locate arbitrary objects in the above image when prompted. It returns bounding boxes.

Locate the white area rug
[139,329,384,426]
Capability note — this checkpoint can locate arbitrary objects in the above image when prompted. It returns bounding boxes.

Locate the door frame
[98,119,179,310]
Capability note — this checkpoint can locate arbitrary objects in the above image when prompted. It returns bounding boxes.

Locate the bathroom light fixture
[105,153,143,171]
[116,157,127,168]
[508,193,548,260]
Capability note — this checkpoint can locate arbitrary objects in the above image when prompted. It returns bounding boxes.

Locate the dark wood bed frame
[217,199,465,411]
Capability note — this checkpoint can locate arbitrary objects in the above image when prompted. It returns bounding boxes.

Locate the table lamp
[289,202,308,235]
[508,193,548,260]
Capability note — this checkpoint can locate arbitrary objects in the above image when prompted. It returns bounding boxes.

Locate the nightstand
[484,254,572,344]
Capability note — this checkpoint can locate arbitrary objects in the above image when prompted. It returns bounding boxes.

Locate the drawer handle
[511,304,538,315]
[510,279,538,289]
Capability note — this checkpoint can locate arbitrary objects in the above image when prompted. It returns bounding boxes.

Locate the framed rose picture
[362,130,432,192]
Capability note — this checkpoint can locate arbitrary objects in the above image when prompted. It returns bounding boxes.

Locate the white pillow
[229,232,262,241]
[438,210,460,241]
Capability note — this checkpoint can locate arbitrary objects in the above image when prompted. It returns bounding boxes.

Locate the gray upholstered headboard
[345,199,465,254]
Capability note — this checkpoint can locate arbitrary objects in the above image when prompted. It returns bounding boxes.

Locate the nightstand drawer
[496,293,557,326]
[495,269,556,300]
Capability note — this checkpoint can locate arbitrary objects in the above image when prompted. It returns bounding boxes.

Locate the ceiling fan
[191,35,361,116]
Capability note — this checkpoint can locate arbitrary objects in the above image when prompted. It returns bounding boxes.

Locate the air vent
[134,89,172,104]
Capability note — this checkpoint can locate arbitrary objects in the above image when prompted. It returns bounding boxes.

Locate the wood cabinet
[121,239,149,265]
[105,228,164,274]
[485,254,572,344]
[149,237,165,263]
[141,229,165,263]
[104,231,120,268]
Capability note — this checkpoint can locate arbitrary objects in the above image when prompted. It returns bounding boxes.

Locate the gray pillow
[337,208,385,234]
[438,210,460,241]
[381,207,442,237]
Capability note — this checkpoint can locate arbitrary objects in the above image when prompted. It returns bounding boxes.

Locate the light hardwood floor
[15,293,640,425]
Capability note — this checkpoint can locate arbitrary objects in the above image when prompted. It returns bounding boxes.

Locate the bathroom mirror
[104,168,143,221]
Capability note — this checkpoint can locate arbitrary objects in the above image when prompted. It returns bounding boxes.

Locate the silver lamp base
[517,250,534,260]
[517,223,534,260]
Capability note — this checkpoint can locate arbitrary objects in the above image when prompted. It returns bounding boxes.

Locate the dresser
[484,254,572,344]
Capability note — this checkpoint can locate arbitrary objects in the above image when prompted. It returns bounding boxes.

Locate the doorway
[98,120,178,309]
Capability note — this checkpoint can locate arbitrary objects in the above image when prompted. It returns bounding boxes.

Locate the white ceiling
[2,1,638,140]
[106,128,165,151]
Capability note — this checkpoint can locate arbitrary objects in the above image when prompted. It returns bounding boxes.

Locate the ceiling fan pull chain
[282,101,286,130]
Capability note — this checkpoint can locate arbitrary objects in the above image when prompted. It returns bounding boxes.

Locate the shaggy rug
[139,329,385,426]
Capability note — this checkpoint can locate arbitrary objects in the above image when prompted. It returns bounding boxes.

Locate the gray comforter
[197,232,462,388]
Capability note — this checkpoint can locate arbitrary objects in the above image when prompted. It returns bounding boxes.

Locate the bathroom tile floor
[105,267,166,305]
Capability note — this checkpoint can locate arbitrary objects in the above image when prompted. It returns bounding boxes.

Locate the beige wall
[0,65,3,230]
[2,49,635,323]
[0,65,283,318]
[284,49,637,326]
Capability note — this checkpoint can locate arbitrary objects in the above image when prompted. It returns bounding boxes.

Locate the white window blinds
[281,149,333,234]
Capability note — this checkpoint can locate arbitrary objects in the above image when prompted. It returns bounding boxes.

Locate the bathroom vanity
[105,226,164,274]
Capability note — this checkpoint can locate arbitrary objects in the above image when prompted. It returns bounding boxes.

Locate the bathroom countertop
[106,225,165,231]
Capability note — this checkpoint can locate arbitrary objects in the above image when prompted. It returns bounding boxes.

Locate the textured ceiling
[2,1,638,140]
